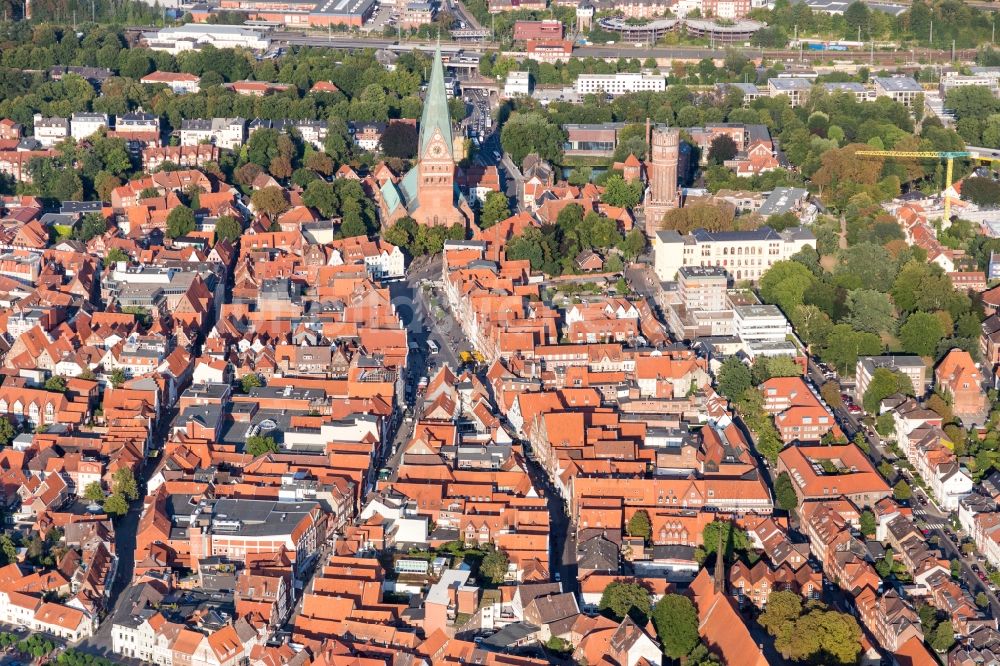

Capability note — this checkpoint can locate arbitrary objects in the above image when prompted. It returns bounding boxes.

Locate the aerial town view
[9,0,1000,664]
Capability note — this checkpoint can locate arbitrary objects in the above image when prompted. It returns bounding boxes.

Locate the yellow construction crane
[856,147,1000,220]
[854,150,969,221]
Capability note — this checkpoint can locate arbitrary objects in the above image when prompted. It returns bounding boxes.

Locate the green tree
[619,228,646,260]
[598,582,652,623]
[323,119,353,164]
[241,373,262,394]
[930,620,956,652]
[75,212,108,242]
[112,467,139,501]
[479,191,510,229]
[103,493,128,517]
[899,311,946,357]
[106,248,129,264]
[862,368,914,413]
[764,592,862,665]
[792,304,834,347]
[774,472,798,510]
[750,355,801,385]
[685,643,722,666]
[601,174,643,209]
[215,215,242,243]
[820,381,843,409]
[0,418,14,448]
[844,1,871,34]
[927,393,954,423]
[701,520,752,562]
[251,186,290,218]
[305,151,334,176]
[166,205,196,239]
[977,592,990,608]
[384,217,417,252]
[918,603,940,635]
[947,86,1000,123]
[652,594,700,659]
[302,179,338,218]
[480,546,509,584]
[340,213,367,238]
[876,547,894,578]
[109,368,126,388]
[0,535,15,565]
[820,324,883,374]
[717,356,751,400]
[120,50,153,79]
[627,509,652,540]
[380,121,418,159]
[43,376,67,393]
[707,134,738,165]
[660,203,735,234]
[860,509,876,536]
[795,609,862,664]
[760,260,816,314]
[83,482,105,503]
[962,177,1000,206]
[844,289,895,335]
[758,590,802,636]
[246,128,282,167]
[500,112,565,164]
[836,242,897,292]
[894,480,912,501]
[246,435,278,457]
[876,412,896,437]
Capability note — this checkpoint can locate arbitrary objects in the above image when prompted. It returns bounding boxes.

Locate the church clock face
[429,141,446,159]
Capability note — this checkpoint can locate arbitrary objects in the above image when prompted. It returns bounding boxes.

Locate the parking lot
[363,2,396,33]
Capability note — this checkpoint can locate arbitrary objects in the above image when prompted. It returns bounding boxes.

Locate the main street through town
[396,256,579,591]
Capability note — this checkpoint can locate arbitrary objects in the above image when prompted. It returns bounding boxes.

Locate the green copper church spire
[419,45,454,158]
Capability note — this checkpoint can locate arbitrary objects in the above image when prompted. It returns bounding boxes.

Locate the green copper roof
[419,46,453,158]
[380,179,402,214]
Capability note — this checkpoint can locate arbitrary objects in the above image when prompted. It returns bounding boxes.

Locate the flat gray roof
[874,76,922,92]
[768,77,813,91]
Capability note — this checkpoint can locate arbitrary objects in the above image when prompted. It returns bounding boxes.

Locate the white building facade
[70,113,110,142]
[653,226,815,282]
[575,73,666,96]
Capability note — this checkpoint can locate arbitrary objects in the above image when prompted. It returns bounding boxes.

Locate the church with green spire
[378,46,473,229]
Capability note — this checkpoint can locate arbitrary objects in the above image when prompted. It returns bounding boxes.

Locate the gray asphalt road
[397,256,465,371]
[451,0,482,31]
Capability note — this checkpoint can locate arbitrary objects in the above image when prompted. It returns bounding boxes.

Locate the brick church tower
[377,47,474,229]
[643,122,680,236]
[411,47,471,228]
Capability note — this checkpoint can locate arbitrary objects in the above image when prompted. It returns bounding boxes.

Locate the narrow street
[522,454,577,593]
[76,501,141,657]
